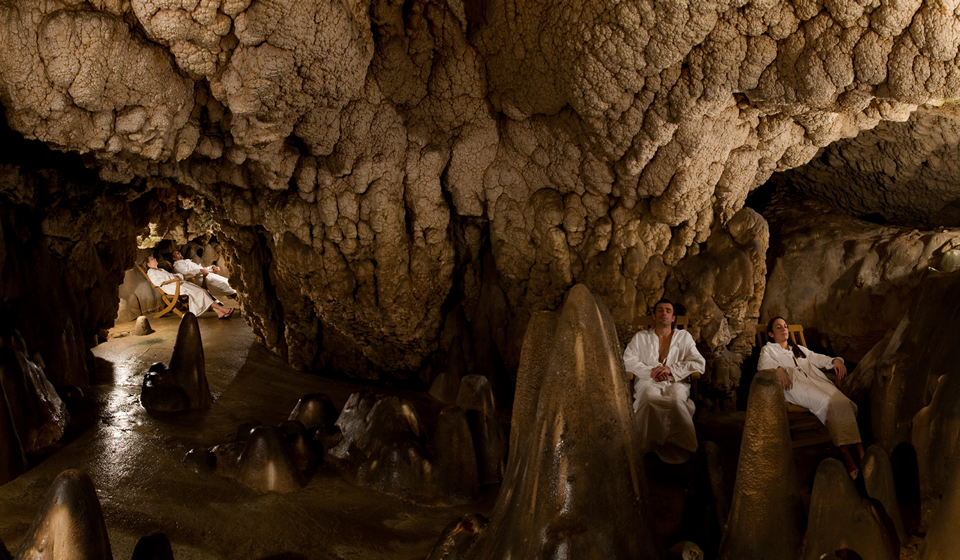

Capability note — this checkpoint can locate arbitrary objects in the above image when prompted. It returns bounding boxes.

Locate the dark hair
[654,298,674,310]
[766,316,805,359]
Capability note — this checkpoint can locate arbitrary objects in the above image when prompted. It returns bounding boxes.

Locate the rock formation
[803,457,898,560]
[920,456,960,560]
[2,0,959,393]
[140,312,212,414]
[454,374,505,485]
[328,392,443,503]
[444,284,659,559]
[862,444,908,545]
[14,469,113,559]
[718,369,803,560]
[761,190,960,362]
[0,334,67,456]
[130,533,175,560]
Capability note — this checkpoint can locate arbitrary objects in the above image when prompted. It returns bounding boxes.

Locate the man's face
[654,303,675,326]
[173,251,182,261]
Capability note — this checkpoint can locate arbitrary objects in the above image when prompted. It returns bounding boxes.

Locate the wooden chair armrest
[159,278,181,287]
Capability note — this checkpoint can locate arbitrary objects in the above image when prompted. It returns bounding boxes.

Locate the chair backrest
[633,315,688,330]
[755,323,807,347]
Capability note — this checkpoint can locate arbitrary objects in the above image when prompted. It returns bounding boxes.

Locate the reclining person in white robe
[172,250,237,297]
[758,316,863,476]
[143,256,234,319]
[623,298,705,464]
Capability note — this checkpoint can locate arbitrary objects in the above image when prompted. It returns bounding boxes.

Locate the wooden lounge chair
[755,323,834,448]
[137,264,187,319]
[627,315,701,401]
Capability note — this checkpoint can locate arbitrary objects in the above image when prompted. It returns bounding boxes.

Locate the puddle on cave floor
[0,314,488,560]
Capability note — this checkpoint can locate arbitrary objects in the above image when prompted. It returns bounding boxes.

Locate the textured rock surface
[140,312,212,414]
[447,284,659,559]
[15,469,113,560]
[761,191,960,361]
[862,444,908,545]
[921,456,960,560]
[786,103,960,228]
[847,270,960,508]
[328,392,441,503]
[0,336,67,455]
[803,457,898,560]
[454,374,505,485]
[718,369,803,560]
[4,0,960,386]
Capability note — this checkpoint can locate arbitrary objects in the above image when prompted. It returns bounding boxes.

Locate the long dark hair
[767,316,805,359]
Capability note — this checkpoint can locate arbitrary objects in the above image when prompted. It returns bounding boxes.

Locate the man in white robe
[623,298,705,464]
[144,256,233,319]
[172,251,237,297]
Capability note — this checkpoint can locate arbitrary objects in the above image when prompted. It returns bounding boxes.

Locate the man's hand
[833,358,847,380]
[650,365,672,382]
[776,367,792,390]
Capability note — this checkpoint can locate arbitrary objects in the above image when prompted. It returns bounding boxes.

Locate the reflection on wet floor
[0,314,485,559]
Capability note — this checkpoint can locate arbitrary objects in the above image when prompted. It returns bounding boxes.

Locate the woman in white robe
[144,256,234,319]
[758,316,863,475]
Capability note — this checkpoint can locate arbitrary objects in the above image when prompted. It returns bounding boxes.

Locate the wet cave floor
[0,311,926,559]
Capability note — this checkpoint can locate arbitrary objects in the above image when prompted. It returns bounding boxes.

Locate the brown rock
[862,444,908,544]
[920,457,960,559]
[432,405,480,503]
[15,469,113,559]
[0,374,25,485]
[803,458,897,560]
[447,284,659,559]
[235,426,303,493]
[287,393,338,432]
[168,311,212,409]
[718,369,803,560]
[130,533,174,560]
[133,316,153,336]
[455,374,505,485]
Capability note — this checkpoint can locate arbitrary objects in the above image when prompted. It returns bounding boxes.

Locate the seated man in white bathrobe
[172,251,237,297]
[623,298,705,464]
[144,256,234,319]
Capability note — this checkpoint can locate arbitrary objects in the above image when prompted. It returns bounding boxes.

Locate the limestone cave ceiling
[2,0,960,387]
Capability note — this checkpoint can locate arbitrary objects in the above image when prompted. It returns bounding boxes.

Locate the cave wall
[3,0,960,382]
[0,125,147,388]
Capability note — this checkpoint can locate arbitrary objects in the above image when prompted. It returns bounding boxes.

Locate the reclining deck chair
[754,323,834,448]
[136,265,190,319]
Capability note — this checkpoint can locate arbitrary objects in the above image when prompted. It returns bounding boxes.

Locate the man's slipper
[219,308,234,320]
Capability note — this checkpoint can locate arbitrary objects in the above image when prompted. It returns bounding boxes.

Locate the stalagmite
[167,312,212,409]
[455,374,505,485]
[140,312,212,414]
[862,444,908,544]
[920,454,960,559]
[14,469,113,559]
[717,369,803,560]
[433,405,481,503]
[802,458,897,560]
[441,283,659,559]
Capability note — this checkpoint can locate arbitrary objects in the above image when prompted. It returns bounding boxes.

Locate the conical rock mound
[451,283,659,559]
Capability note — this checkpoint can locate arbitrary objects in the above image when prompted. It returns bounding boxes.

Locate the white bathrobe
[146,267,216,317]
[172,258,237,296]
[623,328,705,461]
[757,342,861,446]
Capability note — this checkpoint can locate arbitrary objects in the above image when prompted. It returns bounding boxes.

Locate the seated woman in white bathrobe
[758,316,863,476]
[623,298,705,464]
[143,256,234,319]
